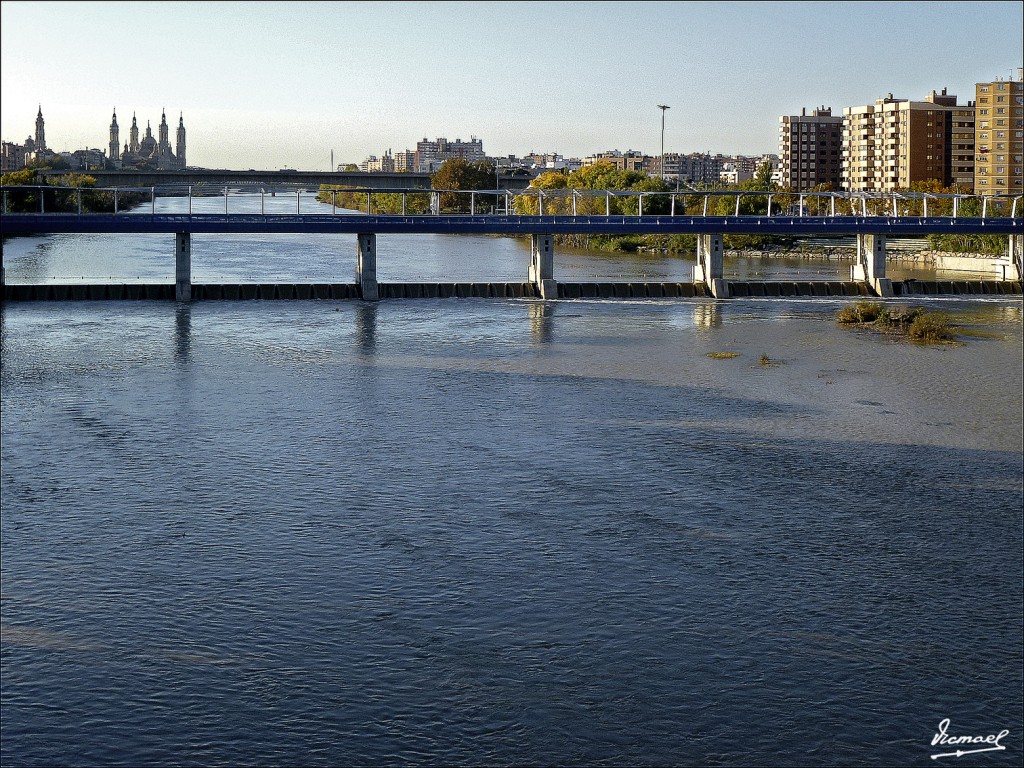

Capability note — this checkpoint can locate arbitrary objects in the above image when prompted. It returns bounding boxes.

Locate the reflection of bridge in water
[2,185,1022,302]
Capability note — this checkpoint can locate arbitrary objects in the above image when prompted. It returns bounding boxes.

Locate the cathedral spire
[34,105,46,150]
[109,108,120,161]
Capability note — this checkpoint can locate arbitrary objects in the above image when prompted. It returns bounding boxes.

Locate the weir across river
[2,185,1022,302]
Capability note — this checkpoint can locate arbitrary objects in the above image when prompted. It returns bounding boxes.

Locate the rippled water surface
[2,292,1022,766]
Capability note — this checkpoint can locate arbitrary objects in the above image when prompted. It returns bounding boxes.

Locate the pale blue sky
[2,1,1022,169]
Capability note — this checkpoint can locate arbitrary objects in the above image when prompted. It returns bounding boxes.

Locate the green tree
[752,160,775,191]
[431,158,496,212]
[512,170,568,214]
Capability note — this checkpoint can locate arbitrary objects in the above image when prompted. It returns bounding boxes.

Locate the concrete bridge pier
[529,234,557,299]
[175,232,191,302]
[1000,234,1023,281]
[852,233,893,297]
[357,233,379,301]
[693,234,729,298]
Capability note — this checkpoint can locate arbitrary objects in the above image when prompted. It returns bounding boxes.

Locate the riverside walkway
[2,185,1022,302]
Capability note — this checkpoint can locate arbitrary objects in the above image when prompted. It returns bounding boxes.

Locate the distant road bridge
[2,185,1021,302]
[35,168,534,191]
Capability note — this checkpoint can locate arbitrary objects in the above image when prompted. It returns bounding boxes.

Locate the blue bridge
[2,185,1022,302]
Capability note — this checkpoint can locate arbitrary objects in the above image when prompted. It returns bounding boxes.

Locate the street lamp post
[657,105,670,181]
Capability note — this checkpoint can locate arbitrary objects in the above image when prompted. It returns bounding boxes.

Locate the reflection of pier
[2,186,1021,302]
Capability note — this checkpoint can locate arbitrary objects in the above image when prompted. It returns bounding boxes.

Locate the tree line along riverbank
[315,159,1010,257]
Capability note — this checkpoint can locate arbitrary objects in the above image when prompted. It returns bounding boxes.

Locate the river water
[1,207,1022,767]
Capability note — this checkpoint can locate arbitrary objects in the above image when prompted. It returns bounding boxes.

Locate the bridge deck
[2,213,1022,236]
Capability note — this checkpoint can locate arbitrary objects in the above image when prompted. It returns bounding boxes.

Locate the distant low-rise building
[649,152,723,185]
[719,162,753,185]
[580,150,649,172]
[415,136,485,172]
[361,150,395,173]
[62,148,107,171]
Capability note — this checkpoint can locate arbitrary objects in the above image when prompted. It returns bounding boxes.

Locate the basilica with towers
[109,108,186,170]
[1,106,188,172]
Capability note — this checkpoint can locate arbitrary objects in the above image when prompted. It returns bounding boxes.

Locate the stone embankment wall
[725,246,1000,268]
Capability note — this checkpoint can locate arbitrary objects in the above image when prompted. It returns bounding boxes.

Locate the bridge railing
[2,183,1022,220]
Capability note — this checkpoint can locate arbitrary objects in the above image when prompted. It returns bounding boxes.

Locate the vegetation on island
[836,301,956,343]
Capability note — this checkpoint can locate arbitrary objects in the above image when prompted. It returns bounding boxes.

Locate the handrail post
[953,196,959,217]
[923,196,928,218]
[861,197,867,217]
[40,186,45,213]
[471,191,476,216]
[77,188,82,215]
[573,190,578,216]
[538,190,543,216]
[830,194,835,217]
[798,194,804,217]
[892,193,897,217]
[224,186,228,215]
[114,188,118,214]
[606,190,610,216]
[639,193,644,217]
[333,189,337,215]
[366,191,371,214]
[188,185,193,215]
[766,194,772,217]
[402,192,406,216]
[735,194,742,217]
[260,189,264,215]
[671,193,675,216]
[982,196,987,218]
[151,186,156,215]
[703,195,708,216]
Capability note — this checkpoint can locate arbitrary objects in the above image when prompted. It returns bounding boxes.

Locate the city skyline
[1,0,1022,169]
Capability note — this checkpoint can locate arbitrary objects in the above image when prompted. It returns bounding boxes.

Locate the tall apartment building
[950,105,976,189]
[779,107,843,191]
[974,70,1023,195]
[842,89,973,192]
[415,136,485,172]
